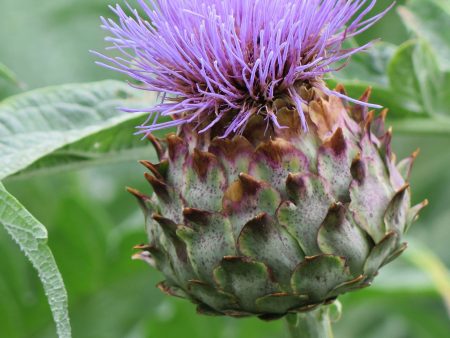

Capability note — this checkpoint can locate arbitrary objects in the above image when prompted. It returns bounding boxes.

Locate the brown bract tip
[222,256,253,264]
[372,109,389,138]
[139,160,167,180]
[351,87,372,122]
[238,173,262,195]
[256,138,295,163]
[243,212,270,229]
[286,173,306,199]
[157,281,186,298]
[183,207,211,225]
[147,134,165,160]
[144,172,169,201]
[335,84,347,96]
[363,110,375,134]
[126,187,149,200]
[397,183,410,193]
[167,133,186,161]
[350,154,365,184]
[323,127,346,156]
[324,202,346,224]
[209,136,254,160]
[192,149,218,179]
[152,213,177,233]
[133,243,152,251]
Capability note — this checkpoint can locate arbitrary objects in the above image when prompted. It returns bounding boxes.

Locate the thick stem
[285,307,334,338]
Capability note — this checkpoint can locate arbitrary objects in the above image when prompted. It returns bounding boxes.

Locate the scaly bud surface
[98,0,426,320]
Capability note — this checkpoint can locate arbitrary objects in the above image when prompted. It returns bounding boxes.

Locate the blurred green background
[1,0,449,337]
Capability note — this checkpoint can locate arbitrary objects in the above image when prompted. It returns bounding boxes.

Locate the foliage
[0,183,70,338]
[0,0,449,337]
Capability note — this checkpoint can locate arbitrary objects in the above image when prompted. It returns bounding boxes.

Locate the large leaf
[12,117,157,179]
[398,0,450,70]
[330,38,450,134]
[330,0,450,133]
[0,80,156,337]
[329,41,425,119]
[0,182,71,338]
[0,80,155,180]
[388,40,450,116]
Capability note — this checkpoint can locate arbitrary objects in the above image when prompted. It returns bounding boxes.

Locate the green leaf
[388,40,450,116]
[398,0,450,70]
[0,182,71,338]
[0,80,155,337]
[0,80,154,180]
[331,38,450,135]
[329,12,450,135]
[388,40,432,115]
[13,117,157,179]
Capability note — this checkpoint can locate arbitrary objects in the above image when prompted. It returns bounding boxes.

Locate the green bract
[131,87,426,320]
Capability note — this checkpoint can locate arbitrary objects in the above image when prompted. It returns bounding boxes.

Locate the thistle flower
[96,0,390,137]
[97,0,427,332]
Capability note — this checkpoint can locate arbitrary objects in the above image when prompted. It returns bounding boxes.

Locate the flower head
[96,0,391,137]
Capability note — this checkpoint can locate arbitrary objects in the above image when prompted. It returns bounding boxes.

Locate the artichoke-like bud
[129,85,427,319]
[98,0,427,322]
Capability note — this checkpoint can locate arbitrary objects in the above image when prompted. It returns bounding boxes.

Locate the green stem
[285,307,334,338]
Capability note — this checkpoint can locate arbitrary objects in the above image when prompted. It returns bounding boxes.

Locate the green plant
[0,1,449,338]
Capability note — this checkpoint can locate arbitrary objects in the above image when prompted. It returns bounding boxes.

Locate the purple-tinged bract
[97,0,391,137]
[109,0,429,319]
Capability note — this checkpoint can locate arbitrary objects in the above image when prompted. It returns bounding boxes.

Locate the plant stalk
[285,307,334,338]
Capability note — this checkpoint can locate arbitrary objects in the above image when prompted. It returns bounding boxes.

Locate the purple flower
[95,0,392,137]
